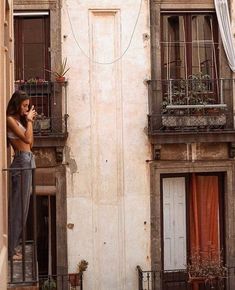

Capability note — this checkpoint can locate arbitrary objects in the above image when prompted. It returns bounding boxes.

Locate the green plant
[77,259,88,273]
[46,57,70,79]
[162,73,217,115]
[188,73,214,105]
[41,277,56,290]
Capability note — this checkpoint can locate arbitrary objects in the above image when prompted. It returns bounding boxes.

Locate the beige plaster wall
[62,0,151,289]
[0,0,13,289]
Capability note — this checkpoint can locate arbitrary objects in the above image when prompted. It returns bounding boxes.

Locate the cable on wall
[65,0,143,65]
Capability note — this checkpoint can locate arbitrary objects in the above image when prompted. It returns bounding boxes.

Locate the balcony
[147,79,235,144]
[137,266,235,290]
[15,80,68,148]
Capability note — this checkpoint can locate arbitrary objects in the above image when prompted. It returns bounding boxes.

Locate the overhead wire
[65,0,143,65]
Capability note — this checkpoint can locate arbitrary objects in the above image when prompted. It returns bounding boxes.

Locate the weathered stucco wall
[62,0,151,289]
[160,143,229,161]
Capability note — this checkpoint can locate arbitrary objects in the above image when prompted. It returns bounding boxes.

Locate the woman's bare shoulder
[7,115,16,121]
[7,116,19,129]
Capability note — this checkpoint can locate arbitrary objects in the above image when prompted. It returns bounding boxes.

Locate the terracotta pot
[56,76,66,83]
[68,273,81,287]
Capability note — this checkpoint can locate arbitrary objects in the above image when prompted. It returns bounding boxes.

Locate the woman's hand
[25,105,37,122]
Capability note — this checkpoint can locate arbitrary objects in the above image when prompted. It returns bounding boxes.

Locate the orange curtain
[190,174,220,289]
[190,174,220,255]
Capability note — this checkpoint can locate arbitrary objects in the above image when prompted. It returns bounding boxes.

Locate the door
[163,177,187,270]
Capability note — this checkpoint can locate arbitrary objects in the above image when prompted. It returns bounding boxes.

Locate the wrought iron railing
[14,81,68,136]
[39,273,83,290]
[4,167,37,286]
[147,79,234,133]
[137,266,235,290]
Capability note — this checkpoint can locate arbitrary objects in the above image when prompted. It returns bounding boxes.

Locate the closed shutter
[163,177,187,270]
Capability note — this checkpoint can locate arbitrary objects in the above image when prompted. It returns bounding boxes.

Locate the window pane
[162,15,186,79]
[24,43,45,80]
[191,15,215,77]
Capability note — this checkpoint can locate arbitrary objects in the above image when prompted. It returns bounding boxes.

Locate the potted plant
[33,113,51,132]
[46,57,70,83]
[187,250,227,288]
[69,259,88,288]
[41,277,56,290]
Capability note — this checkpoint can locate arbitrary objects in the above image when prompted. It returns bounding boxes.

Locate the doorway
[27,195,56,276]
[161,173,225,290]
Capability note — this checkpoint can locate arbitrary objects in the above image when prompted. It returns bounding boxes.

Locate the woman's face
[19,99,30,116]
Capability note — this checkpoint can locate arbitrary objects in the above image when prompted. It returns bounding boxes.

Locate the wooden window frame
[160,12,219,80]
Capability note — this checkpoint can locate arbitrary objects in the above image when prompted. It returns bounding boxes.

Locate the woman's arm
[7,117,33,144]
[7,106,36,144]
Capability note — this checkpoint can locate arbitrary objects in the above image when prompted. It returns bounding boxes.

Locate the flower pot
[56,76,66,83]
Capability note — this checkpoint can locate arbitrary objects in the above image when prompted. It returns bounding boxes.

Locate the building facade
[62,0,151,289]
[148,0,235,289]
[0,0,13,289]
[8,0,235,289]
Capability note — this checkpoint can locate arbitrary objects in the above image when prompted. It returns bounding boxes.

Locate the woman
[7,90,37,260]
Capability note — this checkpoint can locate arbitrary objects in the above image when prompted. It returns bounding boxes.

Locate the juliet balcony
[15,80,68,148]
[147,78,235,144]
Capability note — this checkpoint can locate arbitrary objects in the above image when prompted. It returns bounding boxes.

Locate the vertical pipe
[32,169,37,281]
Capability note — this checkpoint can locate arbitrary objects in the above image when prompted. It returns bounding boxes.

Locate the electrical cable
[65,0,143,65]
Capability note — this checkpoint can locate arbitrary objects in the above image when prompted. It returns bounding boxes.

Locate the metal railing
[137,266,235,290]
[4,167,37,286]
[39,273,83,290]
[15,81,68,136]
[147,79,235,133]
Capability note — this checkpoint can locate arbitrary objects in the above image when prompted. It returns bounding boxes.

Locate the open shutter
[163,177,187,270]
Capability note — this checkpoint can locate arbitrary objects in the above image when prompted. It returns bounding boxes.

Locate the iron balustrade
[14,81,68,136]
[39,273,83,290]
[147,79,235,133]
[137,266,235,290]
[3,167,37,286]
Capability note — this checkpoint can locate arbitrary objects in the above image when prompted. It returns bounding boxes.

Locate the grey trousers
[8,151,36,258]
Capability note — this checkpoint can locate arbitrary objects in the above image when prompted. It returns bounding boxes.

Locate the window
[161,13,219,80]
[14,13,52,119]
[14,13,50,81]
